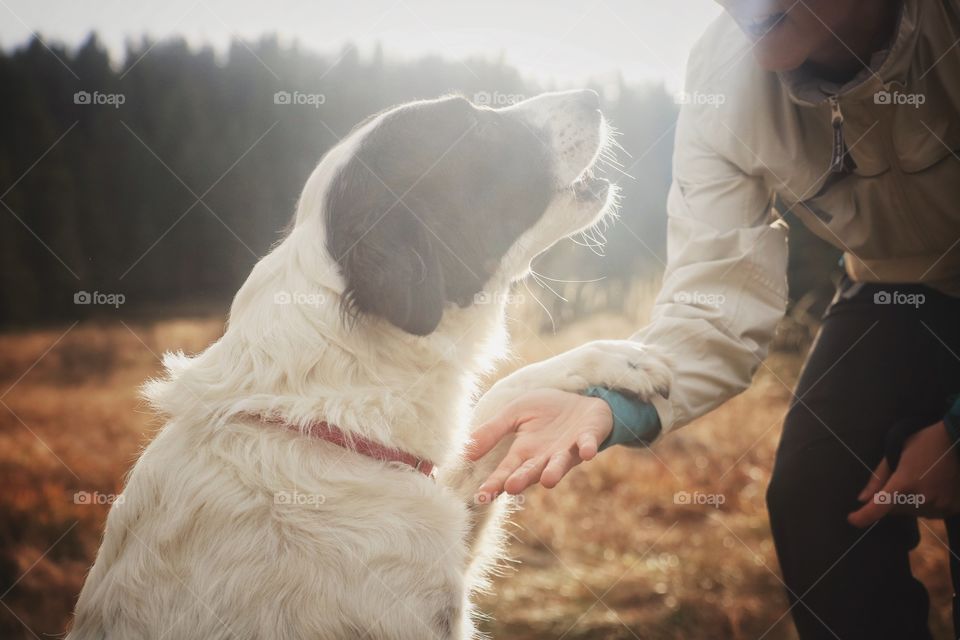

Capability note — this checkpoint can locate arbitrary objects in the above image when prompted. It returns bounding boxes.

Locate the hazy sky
[0,0,723,90]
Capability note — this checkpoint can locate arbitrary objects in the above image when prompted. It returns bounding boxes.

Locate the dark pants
[767,277,960,640]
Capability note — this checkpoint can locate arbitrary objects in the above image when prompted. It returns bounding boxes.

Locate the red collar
[254,415,434,477]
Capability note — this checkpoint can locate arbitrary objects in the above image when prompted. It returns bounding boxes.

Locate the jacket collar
[778,0,919,107]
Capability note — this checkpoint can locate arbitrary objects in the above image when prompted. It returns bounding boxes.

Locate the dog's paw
[478,340,671,417]
[554,340,672,401]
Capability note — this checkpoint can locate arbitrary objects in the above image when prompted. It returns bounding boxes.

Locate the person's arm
[468,70,789,493]
[626,147,789,433]
[848,394,960,526]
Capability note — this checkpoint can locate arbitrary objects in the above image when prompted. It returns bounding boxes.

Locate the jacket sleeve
[944,395,960,460]
[631,99,790,432]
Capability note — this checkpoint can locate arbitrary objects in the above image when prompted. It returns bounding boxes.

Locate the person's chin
[751,44,808,72]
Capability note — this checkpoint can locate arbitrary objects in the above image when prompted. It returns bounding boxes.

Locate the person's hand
[848,420,960,527]
[466,388,613,496]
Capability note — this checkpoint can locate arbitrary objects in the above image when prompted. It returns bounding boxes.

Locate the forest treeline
[0,33,683,326]
[0,34,833,327]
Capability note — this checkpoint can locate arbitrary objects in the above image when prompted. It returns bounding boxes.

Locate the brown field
[0,303,956,639]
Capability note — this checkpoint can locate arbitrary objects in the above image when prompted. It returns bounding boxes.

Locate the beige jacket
[636,0,960,431]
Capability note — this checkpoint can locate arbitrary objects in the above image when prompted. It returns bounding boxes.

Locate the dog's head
[316,90,613,336]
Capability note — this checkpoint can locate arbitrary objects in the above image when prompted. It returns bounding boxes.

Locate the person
[467,1,960,638]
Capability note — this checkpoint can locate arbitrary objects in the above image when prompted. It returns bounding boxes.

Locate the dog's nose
[572,89,600,110]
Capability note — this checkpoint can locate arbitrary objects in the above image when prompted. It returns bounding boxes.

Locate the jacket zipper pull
[828,96,846,173]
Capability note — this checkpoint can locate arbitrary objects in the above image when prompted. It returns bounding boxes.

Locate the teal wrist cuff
[583,386,662,451]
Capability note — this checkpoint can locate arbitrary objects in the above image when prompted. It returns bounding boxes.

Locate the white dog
[68,90,671,639]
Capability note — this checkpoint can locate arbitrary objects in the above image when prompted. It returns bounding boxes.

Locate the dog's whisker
[529,270,569,302]
[583,228,608,256]
[607,132,632,158]
[598,159,635,181]
[570,231,602,250]
[599,146,624,163]
[522,278,558,334]
[571,231,606,257]
[530,269,606,285]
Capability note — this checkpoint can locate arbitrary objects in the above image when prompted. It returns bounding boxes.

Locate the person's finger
[467,407,520,461]
[477,451,525,496]
[848,475,907,528]
[504,455,550,495]
[887,499,930,518]
[540,449,577,489]
[857,459,892,502]
[905,497,939,519]
[577,433,598,461]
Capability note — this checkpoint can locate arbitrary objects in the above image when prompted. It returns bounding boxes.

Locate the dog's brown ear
[328,194,446,336]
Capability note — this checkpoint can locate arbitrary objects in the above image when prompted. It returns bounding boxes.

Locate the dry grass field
[0,300,956,639]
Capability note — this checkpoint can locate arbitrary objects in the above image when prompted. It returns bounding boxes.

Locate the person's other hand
[466,388,613,496]
[849,420,960,527]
